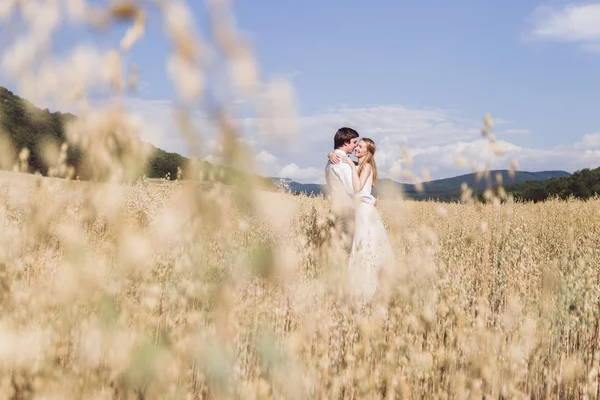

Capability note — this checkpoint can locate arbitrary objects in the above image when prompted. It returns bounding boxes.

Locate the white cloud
[387,159,404,180]
[574,132,600,149]
[277,163,324,184]
[256,150,280,176]
[500,129,531,136]
[256,150,278,165]
[529,3,600,51]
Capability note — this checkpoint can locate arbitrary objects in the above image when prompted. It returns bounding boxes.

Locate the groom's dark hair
[334,127,359,149]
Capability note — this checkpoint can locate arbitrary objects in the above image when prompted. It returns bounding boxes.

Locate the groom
[325,127,363,254]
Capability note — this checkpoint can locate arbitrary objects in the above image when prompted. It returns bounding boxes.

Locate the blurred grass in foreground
[0,1,598,399]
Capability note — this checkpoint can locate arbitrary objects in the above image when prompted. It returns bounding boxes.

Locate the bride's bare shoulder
[359,163,372,177]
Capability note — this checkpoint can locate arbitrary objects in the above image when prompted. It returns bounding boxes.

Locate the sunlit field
[1,1,599,399]
[0,170,599,399]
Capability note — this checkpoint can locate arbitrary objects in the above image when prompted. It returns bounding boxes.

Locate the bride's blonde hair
[358,138,377,187]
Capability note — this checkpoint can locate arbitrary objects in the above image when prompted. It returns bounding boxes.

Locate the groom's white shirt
[325,149,375,210]
[325,149,355,210]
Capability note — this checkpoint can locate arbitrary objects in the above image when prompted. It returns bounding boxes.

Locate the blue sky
[1,0,600,183]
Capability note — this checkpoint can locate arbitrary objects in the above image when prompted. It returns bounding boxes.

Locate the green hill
[0,87,277,190]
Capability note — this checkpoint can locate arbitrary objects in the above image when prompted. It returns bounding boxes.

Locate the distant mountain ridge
[383,170,571,201]
[272,169,572,201]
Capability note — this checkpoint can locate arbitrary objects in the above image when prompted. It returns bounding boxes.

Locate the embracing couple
[324,127,394,298]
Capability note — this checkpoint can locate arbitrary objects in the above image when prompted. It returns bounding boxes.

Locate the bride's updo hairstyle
[358,138,378,187]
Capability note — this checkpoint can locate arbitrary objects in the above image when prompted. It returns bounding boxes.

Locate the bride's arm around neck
[343,158,371,193]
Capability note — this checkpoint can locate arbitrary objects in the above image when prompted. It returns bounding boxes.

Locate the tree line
[506,167,600,202]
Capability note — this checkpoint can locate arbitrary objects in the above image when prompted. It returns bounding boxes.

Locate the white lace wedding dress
[348,172,394,298]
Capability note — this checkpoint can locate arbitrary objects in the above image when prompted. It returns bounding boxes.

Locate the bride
[328,138,394,298]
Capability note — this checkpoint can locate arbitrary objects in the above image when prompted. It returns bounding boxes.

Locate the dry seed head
[509,159,518,178]
[238,219,249,231]
[498,186,507,199]
[481,112,494,137]
[435,206,447,218]
[79,324,104,368]
[455,156,468,168]
[400,170,413,180]
[483,189,493,201]
[1,35,45,80]
[413,178,424,193]
[492,142,503,155]
[87,5,110,29]
[65,0,87,22]
[22,1,61,36]
[228,49,260,96]
[562,357,585,384]
[275,244,300,282]
[110,1,139,21]
[104,50,123,92]
[495,172,503,186]
[480,221,488,232]
[40,139,60,168]
[257,77,299,140]
[127,64,139,91]
[460,186,473,203]
[164,0,202,62]
[475,170,483,182]
[120,9,146,52]
[18,147,30,162]
[118,231,152,275]
[207,1,260,97]
[0,133,16,170]
[401,146,413,168]
[421,168,431,182]
[167,53,204,103]
[0,327,47,369]
[0,1,16,23]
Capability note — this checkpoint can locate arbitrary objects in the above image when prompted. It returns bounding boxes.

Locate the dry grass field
[1,171,600,399]
[2,1,599,398]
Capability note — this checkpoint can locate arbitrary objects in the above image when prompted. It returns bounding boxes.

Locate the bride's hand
[341,156,355,167]
[328,152,341,164]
